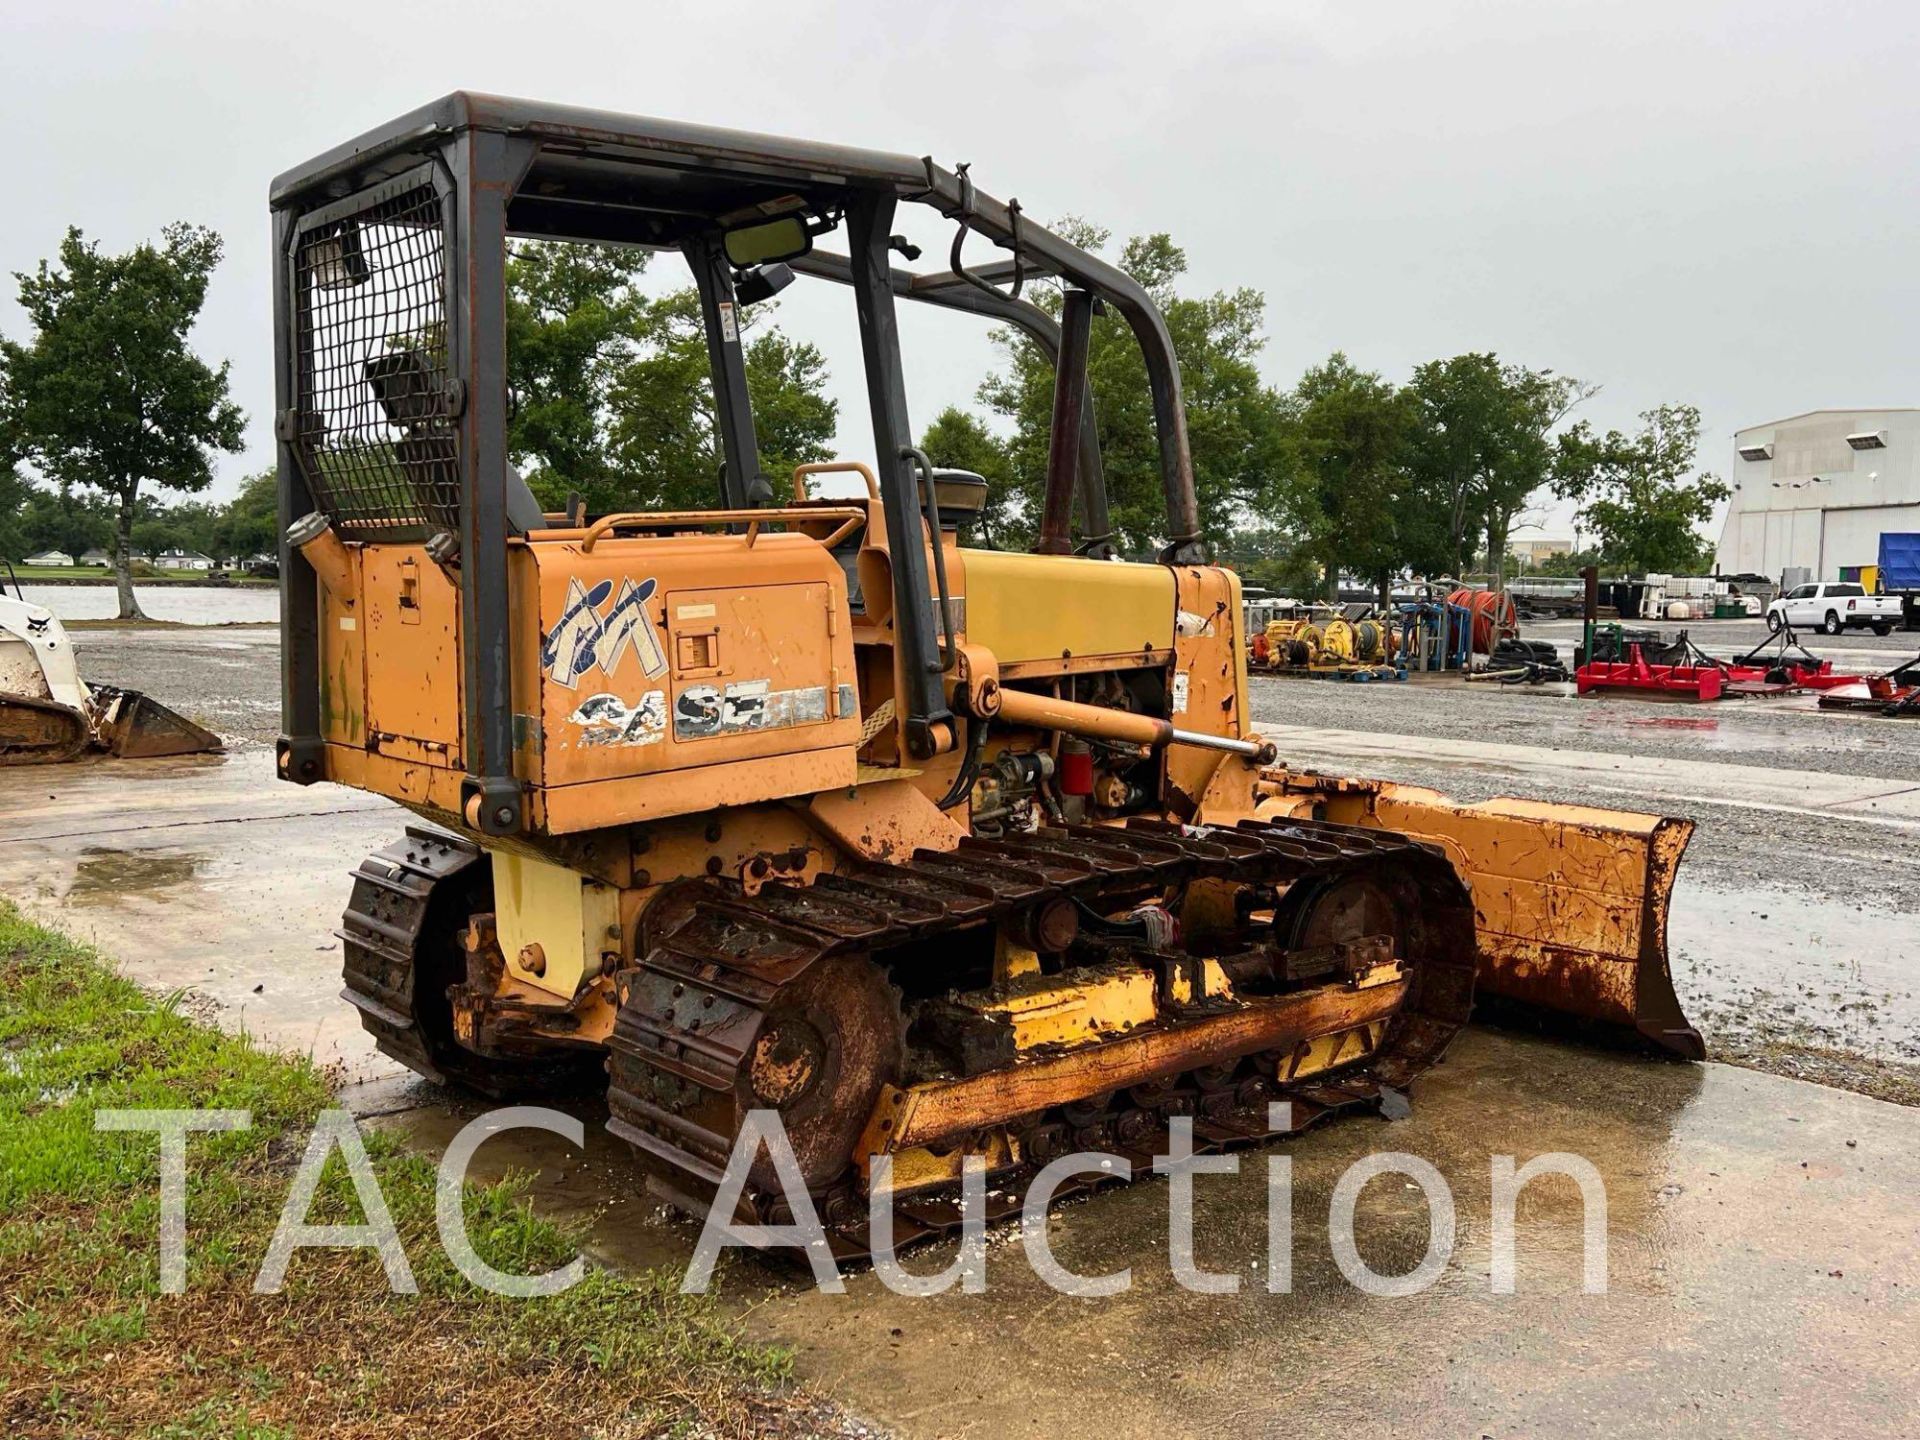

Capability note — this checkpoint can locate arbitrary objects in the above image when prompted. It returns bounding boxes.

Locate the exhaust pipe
[287,511,354,597]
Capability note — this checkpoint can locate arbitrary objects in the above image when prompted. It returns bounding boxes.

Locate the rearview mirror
[723,216,811,268]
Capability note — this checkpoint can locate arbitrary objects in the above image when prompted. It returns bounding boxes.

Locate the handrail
[791,460,880,502]
[901,445,956,672]
[571,506,866,553]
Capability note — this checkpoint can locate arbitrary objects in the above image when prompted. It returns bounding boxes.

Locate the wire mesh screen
[292,182,458,541]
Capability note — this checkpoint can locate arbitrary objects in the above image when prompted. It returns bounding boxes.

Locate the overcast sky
[4,0,1915,541]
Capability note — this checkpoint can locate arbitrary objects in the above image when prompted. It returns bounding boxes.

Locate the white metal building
[1714,408,1920,581]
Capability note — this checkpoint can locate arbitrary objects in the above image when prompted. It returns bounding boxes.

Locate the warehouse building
[1714,408,1920,583]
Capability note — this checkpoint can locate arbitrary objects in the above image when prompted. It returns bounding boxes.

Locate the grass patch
[0,902,812,1437]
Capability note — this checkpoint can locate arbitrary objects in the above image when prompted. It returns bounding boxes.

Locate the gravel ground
[1250,665,1920,1103]
[1261,652,1920,787]
[71,623,281,749]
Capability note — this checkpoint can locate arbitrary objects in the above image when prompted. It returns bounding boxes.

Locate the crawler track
[605,817,1477,1259]
[0,694,89,765]
[339,827,602,1096]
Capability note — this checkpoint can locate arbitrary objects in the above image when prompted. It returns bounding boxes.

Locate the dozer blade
[0,692,91,765]
[1259,773,1702,1055]
[1349,785,1702,1057]
[84,685,223,759]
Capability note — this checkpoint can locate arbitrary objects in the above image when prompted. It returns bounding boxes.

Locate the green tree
[974,222,1286,555]
[602,289,837,512]
[1267,354,1417,600]
[1214,520,1327,598]
[211,469,280,562]
[1404,354,1594,585]
[0,225,244,617]
[1531,546,1603,578]
[14,484,109,563]
[505,241,650,504]
[1553,404,1728,574]
[504,242,836,515]
[135,497,224,562]
[739,322,838,498]
[0,466,28,562]
[919,406,1015,546]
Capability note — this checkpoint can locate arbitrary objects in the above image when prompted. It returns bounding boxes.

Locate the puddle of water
[66,845,207,906]
[15,584,279,625]
[1619,715,1721,732]
[1669,877,1920,1062]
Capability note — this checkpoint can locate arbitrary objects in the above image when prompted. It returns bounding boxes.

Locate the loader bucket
[84,686,224,759]
[1280,782,1702,1057]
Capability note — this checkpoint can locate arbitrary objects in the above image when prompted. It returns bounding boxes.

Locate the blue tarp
[1879,532,1920,591]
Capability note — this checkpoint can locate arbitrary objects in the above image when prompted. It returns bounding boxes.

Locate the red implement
[1576,644,1724,701]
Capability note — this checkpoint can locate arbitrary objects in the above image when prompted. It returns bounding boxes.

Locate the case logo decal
[543,577,666,689]
[568,689,667,747]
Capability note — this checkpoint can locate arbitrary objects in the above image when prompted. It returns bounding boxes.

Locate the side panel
[663,582,848,761]
[362,546,462,760]
[533,534,861,785]
[960,549,1173,667]
[1164,564,1247,814]
[528,531,861,833]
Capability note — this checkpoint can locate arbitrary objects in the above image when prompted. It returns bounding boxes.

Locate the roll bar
[788,251,1112,556]
[270,94,1206,813]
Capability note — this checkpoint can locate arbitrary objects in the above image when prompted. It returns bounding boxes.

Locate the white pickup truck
[1766,582,1901,636]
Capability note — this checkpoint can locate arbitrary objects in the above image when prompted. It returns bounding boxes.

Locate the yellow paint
[993,933,1042,982]
[1276,1020,1387,1081]
[861,1130,1018,1195]
[490,850,621,1001]
[974,958,1238,1052]
[987,967,1160,1049]
[960,549,1173,665]
[1222,566,1249,718]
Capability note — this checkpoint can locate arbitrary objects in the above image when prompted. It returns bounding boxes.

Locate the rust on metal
[1268,775,1703,1057]
[599,814,1477,1258]
[888,977,1408,1148]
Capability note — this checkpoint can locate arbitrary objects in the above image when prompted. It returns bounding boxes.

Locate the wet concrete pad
[0,750,402,1080]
